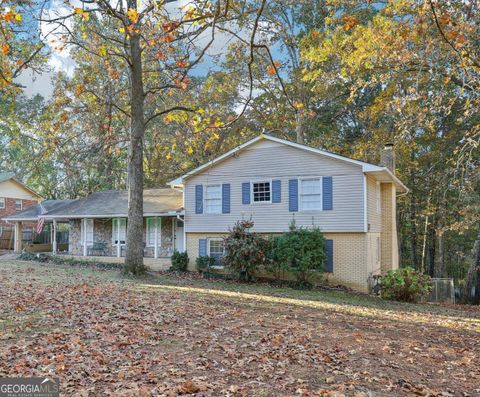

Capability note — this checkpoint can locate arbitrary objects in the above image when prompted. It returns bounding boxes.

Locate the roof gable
[169,135,408,193]
[0,173,42,199]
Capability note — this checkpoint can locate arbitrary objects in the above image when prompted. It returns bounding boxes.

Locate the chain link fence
[428,278,455,304]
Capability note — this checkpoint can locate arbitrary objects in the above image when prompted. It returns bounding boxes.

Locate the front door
[175,219,184,252]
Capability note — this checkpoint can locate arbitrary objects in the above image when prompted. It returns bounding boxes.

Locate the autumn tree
[41,0,269,274]
[0,0,45,92]
[300,0,479,286]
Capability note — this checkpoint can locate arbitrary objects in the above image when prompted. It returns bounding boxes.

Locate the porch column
[172,218,175,251]
[14,222,23,253]
[82,218,87,256]
[116,219,121,258]
[52,219,57,255]
[154,217,158,259]
[183,218,186,253]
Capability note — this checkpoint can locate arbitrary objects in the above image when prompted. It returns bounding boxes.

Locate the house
[169,135,407,292]
[3,189,184,270]
[0,172,42,249]
[3,135,408,292]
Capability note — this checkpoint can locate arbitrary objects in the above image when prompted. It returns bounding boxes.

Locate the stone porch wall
[69,217,174,256]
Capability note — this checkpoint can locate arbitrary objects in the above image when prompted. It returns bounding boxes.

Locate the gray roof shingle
[2,188,183,221]
[2,199,76,221]
[0,172,15,183]
[46,189,183,218]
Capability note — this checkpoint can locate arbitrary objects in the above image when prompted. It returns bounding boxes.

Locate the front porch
[68,216,184,259]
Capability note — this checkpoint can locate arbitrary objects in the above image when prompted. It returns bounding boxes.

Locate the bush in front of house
[196,255,216,272]
[380,267,432,303]
[223,220,271,281]
[273,221,327,288]
[170,250,189,271]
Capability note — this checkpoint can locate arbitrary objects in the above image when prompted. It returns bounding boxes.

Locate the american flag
[35,203,47,234]
[36,217,45,234]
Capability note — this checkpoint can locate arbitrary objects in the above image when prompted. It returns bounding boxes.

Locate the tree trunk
[295,112,304,144]
[464,230,480,303]
[428,218,436,277]
[435,229,444,278]
[410,193,419,269]
[124,25,146,275]
[420,215,429,273]
[103,84,115,190]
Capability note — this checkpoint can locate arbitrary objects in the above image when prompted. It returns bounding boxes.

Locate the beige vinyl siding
[366,175,381,233]
[184,139,365,233]
[0,179,40,201]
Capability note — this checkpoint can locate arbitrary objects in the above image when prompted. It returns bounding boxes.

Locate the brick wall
[185,232,372,292]
[0,198,38,227]
[380,183,399,273]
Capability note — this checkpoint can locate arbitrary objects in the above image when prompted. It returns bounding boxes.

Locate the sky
[17,0,260,99]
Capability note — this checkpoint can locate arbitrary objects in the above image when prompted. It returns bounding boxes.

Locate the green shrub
[264,236,288,282]
[273,221,327,287]
[170,250,189,271]
[380,267,432,303]
[196,255,216,272]
[223,220,270,281]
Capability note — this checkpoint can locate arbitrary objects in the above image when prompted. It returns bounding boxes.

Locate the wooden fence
[0,226,14,250]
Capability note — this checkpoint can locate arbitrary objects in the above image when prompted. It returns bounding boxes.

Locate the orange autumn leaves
[266,60,281,76]
[1,7,24,86]
[1,9,22,23]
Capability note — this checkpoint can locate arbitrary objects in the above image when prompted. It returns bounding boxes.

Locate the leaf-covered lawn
[0,260,479,396]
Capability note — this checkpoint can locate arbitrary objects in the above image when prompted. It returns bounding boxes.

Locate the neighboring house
[0,173,42,249]
[3,135,408,292]
[0,172,42,227]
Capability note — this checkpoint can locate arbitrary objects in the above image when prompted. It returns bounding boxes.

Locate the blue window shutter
[242,182,250,204]
[199,239,207,257]
[272,180,281,203]
[222,183,230,213]
[323,176,333,210]
[195,185,203,214]
[326,239,333,272]
[288,179,298,212]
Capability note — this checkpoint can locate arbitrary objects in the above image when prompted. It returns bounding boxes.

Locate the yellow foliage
[127,8,139,23]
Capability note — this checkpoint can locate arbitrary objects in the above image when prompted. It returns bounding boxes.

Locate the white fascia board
[364,169,409,194]
[45,211,185,219]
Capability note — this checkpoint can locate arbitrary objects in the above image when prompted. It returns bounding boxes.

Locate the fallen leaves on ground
[0,260,479,396]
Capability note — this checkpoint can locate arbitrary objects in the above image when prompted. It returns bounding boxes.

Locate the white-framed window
[376,182,381,214]
[252,181,271,203]
[146,217,161,247]
[112,218,126,245]
[82,219,94,246]
[204,184,222,214]
[207,238,225,267]
[300,178,322,211]
[0,226,3,237]
[15,199,22,211]
[0,198,5,209]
